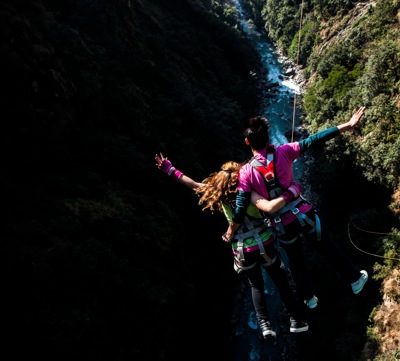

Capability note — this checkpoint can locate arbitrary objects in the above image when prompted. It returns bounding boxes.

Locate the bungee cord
[291,0,305,142]
[347,221,400,262]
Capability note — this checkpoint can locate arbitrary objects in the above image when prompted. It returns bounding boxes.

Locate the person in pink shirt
[155,154,309,339]
[223,107,369,309]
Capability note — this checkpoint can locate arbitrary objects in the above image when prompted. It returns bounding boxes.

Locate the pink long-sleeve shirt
[237,143,301,198]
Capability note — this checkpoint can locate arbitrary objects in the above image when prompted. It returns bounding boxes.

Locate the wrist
[160,159,183,181]
[170,168,183,182]
[288,184,301,198]
[338,122,352,133]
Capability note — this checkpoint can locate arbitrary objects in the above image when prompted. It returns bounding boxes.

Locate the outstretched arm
[299,106,365,153]
[155,153,201,190]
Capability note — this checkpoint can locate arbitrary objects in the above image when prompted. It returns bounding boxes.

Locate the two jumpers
[225,106,368,309]
[155,106,368,339]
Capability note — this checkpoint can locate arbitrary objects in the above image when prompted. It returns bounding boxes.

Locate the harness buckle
[274,216,281,224]
[292,208,300,215]
[264,218,272,227]
[265,172,274,182]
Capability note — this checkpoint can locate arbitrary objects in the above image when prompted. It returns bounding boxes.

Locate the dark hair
[243,116,270,150]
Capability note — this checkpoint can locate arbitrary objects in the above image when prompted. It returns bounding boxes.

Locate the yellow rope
[347,221,400,262]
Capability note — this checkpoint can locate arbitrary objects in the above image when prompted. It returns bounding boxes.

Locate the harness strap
[314,213,322,240]
[233,255,278,272]
[255,233,266,256]
[236,225,266,240]
[234,259,257,273]
[237,239,245,262]
[273,216,285,236]
[249,152,322,242]
[292,208,306,227]
[250,158,274,181]
[250,156,283,199]
[279,236,298,245]
[255,232,276,265]
[277,197,303,215]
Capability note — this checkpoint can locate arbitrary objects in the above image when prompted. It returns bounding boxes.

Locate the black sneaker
[258,319,277,339]
[289,317,309,333]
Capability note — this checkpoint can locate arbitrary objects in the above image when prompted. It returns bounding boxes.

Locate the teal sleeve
[232,190,251,224]
[299,127,340,153]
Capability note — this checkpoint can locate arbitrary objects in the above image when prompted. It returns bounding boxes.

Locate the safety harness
[222,203,277,272]
[250,152,321,244]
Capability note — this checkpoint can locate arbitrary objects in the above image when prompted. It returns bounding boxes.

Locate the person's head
[243,116,270,150]
[195,161,241,213]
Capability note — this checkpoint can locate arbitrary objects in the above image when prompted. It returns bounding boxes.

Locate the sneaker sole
[290,326,309,333]
[262,334,276,340]
[262,331,277,339]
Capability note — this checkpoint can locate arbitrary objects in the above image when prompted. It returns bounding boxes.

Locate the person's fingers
[155,154,162,168]
[222,233,231,243]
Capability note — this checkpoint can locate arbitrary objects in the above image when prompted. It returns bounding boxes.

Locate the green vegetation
[207,0,242,27]
[262,0,299,50]
[304,4,400,192]
[259,0,400,204]
[372,229,400,281]
[288,19,319,64]
[3,0,399,359]
[304,63,362,124]
[251,1,399,359]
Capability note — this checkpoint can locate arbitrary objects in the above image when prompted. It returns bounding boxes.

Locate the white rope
[291,0,305,142]
[347,221,400,262]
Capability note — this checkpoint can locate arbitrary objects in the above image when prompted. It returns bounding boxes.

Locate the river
[229,1,306,360]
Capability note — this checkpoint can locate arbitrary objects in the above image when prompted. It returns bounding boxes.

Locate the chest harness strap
[250,153,321,241]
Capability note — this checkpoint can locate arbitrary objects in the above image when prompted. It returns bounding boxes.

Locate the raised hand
[155,153,174,175]
[348,106,366,128]
[155,152,184,182]
[337,106,366,133]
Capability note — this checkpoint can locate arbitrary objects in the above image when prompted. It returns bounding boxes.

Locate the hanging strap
[308,213,321,241]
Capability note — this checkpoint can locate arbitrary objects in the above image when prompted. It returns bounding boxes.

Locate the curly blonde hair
[195,161,241,213]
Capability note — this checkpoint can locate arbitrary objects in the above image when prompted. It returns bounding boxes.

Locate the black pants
[280,238,315,302]
[245,257,306,323]
[280,216,360,302]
